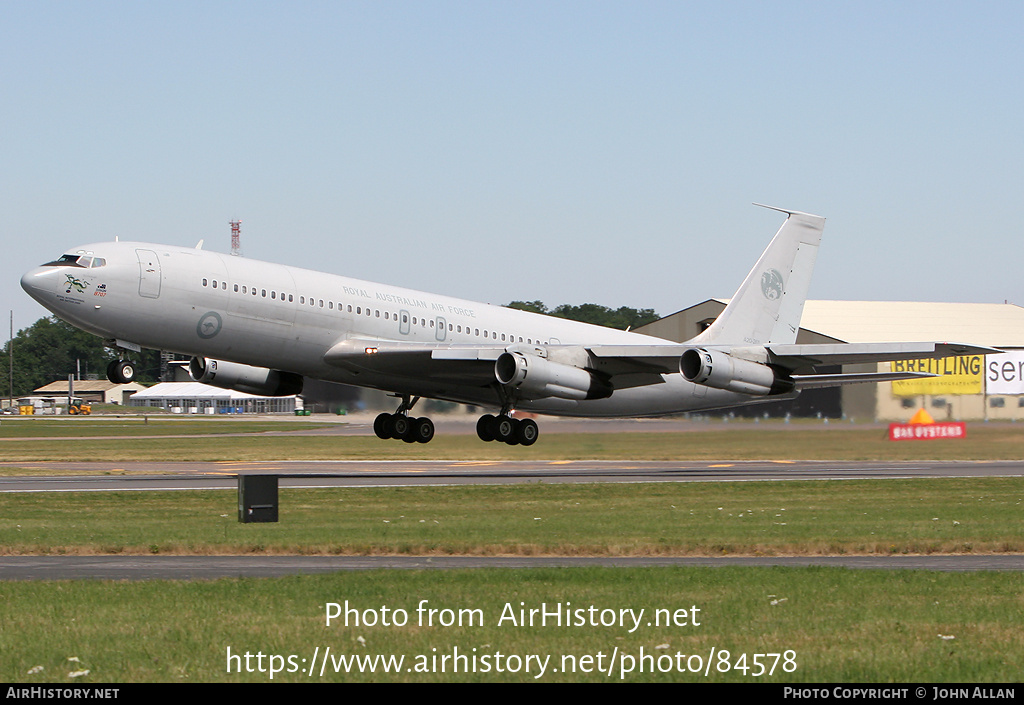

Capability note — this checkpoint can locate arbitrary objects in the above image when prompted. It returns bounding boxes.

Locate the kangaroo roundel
[760,269,784,300]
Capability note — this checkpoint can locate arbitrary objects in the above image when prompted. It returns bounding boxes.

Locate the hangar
[128,382,299,414]
[635,300,1024,421]
[32,379,148,406]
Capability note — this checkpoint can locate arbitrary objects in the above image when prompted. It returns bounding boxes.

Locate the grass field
[1,417,1023,462]
[2,567,1022,682]
[1,478,1021,556]
[2,417,1022,683]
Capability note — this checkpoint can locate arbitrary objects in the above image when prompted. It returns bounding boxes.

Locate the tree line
[3,317,161,398]
[505,301,659,330]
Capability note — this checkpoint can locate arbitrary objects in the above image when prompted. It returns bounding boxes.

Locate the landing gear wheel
[516,418,539,446]
[493,415,517,444]
[373,412,395,439]
[107,359,135,384]
[411,417,434,444]
[477,414,496,442]
[391,415,411,438]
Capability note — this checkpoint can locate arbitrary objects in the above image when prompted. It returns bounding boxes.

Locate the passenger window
[319,299,324,307]
[272,291,277,299]
[202,279,208,287]
[261,289,267,297]
[289,295,293,302]
[501,334,506,341]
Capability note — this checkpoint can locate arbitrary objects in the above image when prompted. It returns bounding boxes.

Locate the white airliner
[20,205,995,446]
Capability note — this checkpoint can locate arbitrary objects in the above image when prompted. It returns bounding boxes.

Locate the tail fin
[691,205,824,346]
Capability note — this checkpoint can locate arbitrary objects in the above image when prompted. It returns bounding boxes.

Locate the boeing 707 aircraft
[20,205,996,446]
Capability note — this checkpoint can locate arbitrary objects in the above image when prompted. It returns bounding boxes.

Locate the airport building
[635,300,1024,421]
[32,379,148,405]
[128,382,299,414]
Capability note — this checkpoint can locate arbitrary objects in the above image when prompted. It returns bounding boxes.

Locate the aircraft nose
[21,266,54,302]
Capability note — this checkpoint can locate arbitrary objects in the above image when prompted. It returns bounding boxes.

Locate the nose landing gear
[106,359,136,384]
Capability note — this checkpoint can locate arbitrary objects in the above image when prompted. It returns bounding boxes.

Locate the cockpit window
[42,254,89,267]
[41,253,106,268]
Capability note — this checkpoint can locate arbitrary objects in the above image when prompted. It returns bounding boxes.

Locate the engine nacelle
[495,351,612,401]
[679,348,794,396]
[188,357,303,397]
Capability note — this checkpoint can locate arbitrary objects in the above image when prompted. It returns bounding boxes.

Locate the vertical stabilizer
[691,206,824,346]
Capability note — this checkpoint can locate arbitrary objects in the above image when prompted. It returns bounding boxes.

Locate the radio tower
[230,220,242,256]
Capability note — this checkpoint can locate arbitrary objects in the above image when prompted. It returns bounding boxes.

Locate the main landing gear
[373,395,435,444]
[476,413,539,446]
[372,395,540,446]
[106,359,136,384]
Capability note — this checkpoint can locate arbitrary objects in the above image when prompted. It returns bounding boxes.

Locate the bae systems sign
[986,350,1024,395]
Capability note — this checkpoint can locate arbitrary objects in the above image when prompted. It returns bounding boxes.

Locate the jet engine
[495,351,612,401]
[188,357,303,397]
[679,348,794,396]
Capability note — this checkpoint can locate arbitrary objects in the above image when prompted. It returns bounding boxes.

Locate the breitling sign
[890,355,984,396]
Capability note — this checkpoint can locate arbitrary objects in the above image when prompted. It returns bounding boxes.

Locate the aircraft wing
[763,342,1000,370]
[325,338,1002,395]
[323,338,505,384]
[587,341,1003,391]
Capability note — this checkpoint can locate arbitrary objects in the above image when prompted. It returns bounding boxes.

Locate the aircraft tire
[412,417,435,444]
[476,414,496,442]
[391,414,411,439]
[493,415,517,444]
[108,359,135,384]
[516,418,539,446]
[373,412,394,439]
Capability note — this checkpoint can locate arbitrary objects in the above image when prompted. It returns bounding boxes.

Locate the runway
[2,554,1024,581]
[2,457,1021,579]
[2,458,1023,493]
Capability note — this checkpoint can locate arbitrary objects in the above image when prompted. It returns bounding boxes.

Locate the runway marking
[708,464,735,468]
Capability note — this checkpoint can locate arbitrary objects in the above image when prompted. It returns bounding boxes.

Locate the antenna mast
[230,220,242,256]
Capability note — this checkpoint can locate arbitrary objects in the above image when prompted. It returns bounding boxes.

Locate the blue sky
[4,1,1023,334]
